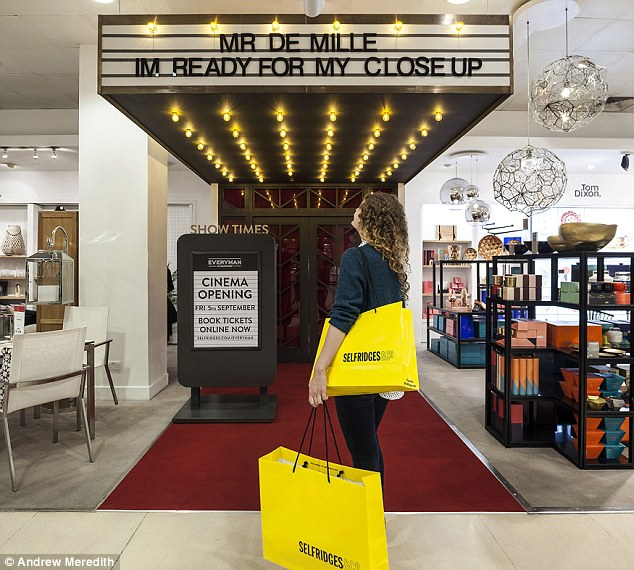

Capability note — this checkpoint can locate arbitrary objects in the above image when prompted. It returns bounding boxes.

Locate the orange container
[559,381,573,399]
[586,375,603,395]
[585,430,604,445]
[585,444,604,459]
[547,322,602,348]
[574,415,602,431]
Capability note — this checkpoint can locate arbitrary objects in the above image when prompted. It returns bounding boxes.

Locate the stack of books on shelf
[422,250,435,265]
[492,353,540,395]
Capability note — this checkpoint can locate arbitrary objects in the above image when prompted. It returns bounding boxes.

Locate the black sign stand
[173,234,277,422]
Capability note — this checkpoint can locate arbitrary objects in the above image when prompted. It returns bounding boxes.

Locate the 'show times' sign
[192,253,259,349]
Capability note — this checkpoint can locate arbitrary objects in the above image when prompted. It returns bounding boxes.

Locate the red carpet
[99,364,524,512]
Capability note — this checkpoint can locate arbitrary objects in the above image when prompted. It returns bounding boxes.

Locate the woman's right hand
[308,369,328,407]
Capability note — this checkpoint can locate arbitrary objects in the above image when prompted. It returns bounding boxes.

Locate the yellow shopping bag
[312,301,419,396]
[259,446,389,570]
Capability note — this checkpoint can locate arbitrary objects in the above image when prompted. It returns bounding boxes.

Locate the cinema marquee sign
[98,14,511,92]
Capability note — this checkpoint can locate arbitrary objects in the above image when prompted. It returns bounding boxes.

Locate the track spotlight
[622,153,630,171]
[33,148,39,159]
[51,147,58,159]
[1,148,7,159]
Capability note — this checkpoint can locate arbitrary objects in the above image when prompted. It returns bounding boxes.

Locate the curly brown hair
[358,193,410,300]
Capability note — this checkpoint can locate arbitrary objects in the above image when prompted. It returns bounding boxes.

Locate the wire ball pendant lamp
[529,5,608,132]
[494,20,567,216]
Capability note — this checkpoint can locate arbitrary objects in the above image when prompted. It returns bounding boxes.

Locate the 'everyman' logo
[208,258,242,267]
[342,350,394,363]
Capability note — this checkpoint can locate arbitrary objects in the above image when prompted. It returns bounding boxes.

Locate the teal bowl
[599,373,624,392]
[602,429,626,445]
[600,389,623,399]
[602,418,625,431]
[602,443,626,460]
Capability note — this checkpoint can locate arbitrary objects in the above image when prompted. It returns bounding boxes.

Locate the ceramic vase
[1,225,26,256]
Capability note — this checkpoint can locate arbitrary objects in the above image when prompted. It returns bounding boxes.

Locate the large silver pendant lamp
[529,3,608,132]
[494,18,567,216]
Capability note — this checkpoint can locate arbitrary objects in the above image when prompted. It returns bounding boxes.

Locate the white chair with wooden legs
[1,327,93,491]
[63,307,118,405]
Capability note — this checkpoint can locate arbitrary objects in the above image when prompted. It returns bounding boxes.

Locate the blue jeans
[335,394,389,487]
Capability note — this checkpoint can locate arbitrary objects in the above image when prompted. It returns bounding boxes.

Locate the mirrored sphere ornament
[493,145,567,216]
[439,177,469,205]
[464,199,491,224]
[464,184,480,201]
[530,55,608,132]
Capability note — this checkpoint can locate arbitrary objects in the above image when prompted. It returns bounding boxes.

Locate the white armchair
[1,327,93,491]
[63,306,118,405]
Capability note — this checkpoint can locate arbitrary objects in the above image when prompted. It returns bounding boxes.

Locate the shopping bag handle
[358,246,379,312]
[293,401,343,483]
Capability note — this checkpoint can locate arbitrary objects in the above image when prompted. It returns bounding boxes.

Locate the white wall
[168,170,213,226]
[0,171,78,205]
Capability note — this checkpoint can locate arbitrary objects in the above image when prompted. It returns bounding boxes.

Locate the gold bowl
[558,222,617,252]
[547,235,574,252]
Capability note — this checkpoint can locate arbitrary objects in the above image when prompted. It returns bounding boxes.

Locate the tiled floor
[1,511,634,569]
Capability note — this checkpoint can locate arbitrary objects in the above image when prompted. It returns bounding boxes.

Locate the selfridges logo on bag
[298,540,360,569]
[342,350,394,363]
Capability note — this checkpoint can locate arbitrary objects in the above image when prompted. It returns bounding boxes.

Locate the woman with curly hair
[309,192,410,487]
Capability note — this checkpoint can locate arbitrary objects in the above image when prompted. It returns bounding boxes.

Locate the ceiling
[0,0,632,178]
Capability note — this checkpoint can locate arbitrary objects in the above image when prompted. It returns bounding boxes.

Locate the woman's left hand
[308,369,328,407]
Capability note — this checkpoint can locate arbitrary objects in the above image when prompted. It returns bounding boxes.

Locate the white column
[79,44,168,400]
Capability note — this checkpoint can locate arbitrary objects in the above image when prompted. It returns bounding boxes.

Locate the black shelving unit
[485,251,633,470]
[426,259,492,369]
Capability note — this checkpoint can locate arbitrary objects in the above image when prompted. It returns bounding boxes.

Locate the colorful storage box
[546,322,602,348]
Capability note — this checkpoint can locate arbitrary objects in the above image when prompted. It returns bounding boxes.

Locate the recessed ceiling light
[586,164,595,170]
[94,0,116,3]
[448,0,471,4]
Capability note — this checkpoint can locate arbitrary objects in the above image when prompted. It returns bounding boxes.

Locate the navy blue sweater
[329,244,402,334]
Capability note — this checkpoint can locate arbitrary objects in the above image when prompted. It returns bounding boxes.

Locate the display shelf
[429,324,485,342]
[485,251,634,470]
[0,254,27,304]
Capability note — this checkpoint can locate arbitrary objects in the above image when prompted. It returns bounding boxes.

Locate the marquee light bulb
[245,153,251,160]
[327,128,334,138]
[210,21,220,34]
[229,176,234,182]
[239,143,247,151]
[363,154,369,161]
[326,143,333,151]
[232,128,239,138]
[380,176,386,182]
[223,112,231,122]
[421,128,429,137]
[251,163,256,169]
[286,162,292,169]
[561,85,572,98]
[255,170,261,177]
[351,176,356,182]
[222,170,228,176]
[288,171,293,176]
[332,20,341,32]
[357,163,363,170]
[329,111,337,122]
[324,154,330,161]
[394,21,403,33]
[373,128,381,138]
[283,142,289,151]
[185,129,192,138]
[455,21,465,33]
[280,128,287,138]
[207,154,213,161]
[272,19,280,32]
[215,162,221,169]
[382,111,390,122]
[409,142,416,150]
[322,163,327,170]
[401,153,407,160]
[354,170,360,176]
[435,111,443,122]
[276,111,284,122]
[147,21,158,34]
[197,143,204,151]
[320,176,325,182]
[368,142,375,151]
[386,169,392,176]
[171,111,180,122]
[259,176,264,183]
[393,162,399,169]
